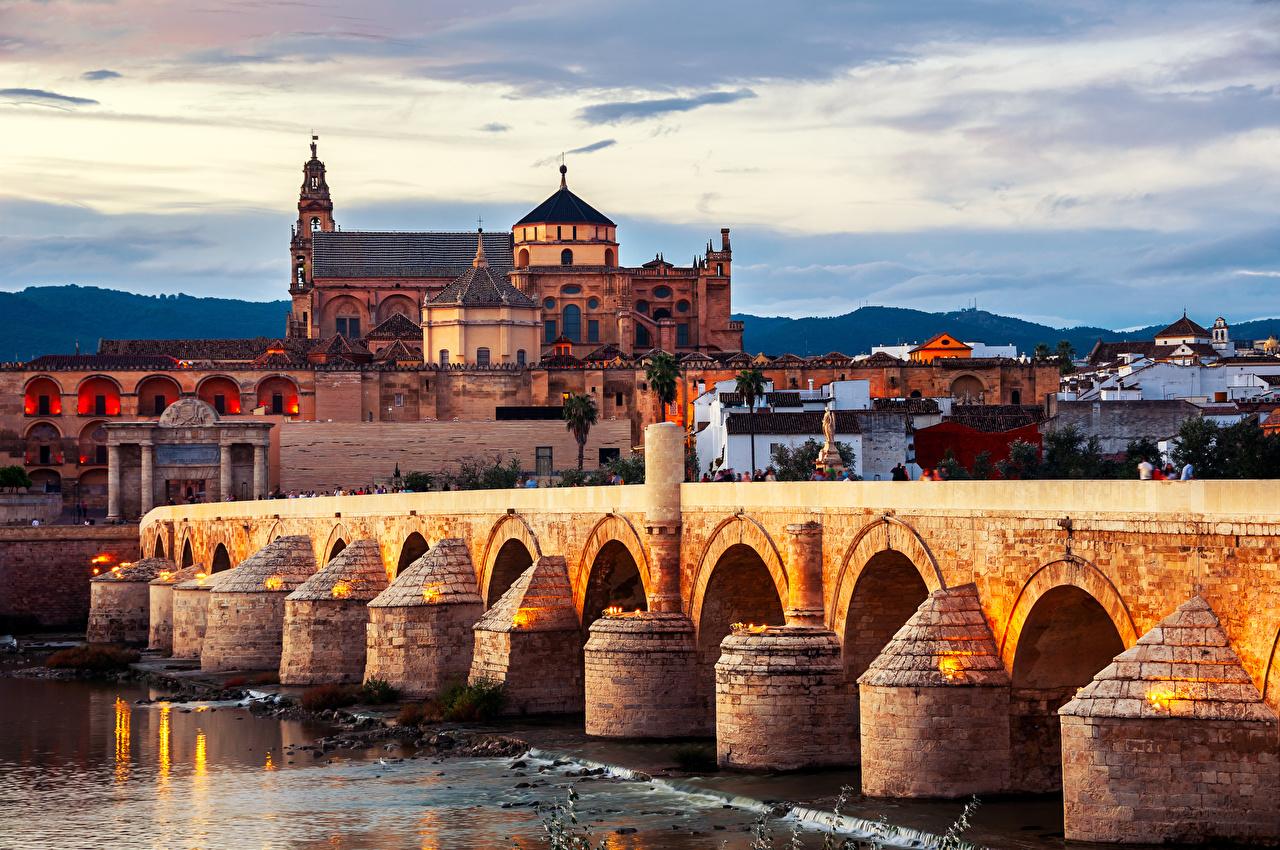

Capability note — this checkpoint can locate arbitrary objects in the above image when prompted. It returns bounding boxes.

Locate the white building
[869,341,1020,360]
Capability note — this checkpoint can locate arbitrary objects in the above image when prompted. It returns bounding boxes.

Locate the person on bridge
[1180,462,1195,480]
[1137,459,1154,480]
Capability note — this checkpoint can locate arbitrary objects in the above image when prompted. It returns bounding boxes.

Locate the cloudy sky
[1,0,1278,328]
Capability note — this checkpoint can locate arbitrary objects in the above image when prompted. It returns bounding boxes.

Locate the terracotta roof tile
[365,313,422,339]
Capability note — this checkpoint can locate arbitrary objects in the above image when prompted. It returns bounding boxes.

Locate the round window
[587,297,600,310]
[676,299,690,313]
[543,297,556,309]
[561,285,582,295]
[653,285,673,299]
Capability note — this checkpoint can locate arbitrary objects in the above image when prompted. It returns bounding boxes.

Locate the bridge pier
[148,564,198,653]
[280,540,388,685]
[1060,596,1280,845]
[715,521,854,770]
[858,584,1011,798]
[87,557,171,645]
[365,539,483,698]
[470,555,583,715]
[171,570,219,659]
[201,536,316,672]
[585,423,704,737]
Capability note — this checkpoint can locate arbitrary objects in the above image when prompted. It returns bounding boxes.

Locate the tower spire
[559,161,567,190]
[473,224,487,268]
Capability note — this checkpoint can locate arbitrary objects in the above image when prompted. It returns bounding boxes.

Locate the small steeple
[559,163,568,190]
[472,226,487,268]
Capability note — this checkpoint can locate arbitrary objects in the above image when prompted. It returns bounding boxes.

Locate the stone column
[253,443,267,500]
[783,520,824,627]
[219,441,233,501]
[715,520,855,770]
[584,422,705,738]
[106,442,122,520]
[139,441,154,516]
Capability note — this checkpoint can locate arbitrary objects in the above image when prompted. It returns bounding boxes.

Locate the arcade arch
[135,375,181,416]
[23,376,62,416]
[77,376,122,416]
[196,376,241,415]
[397,532,429,576]
[211,543,232,573]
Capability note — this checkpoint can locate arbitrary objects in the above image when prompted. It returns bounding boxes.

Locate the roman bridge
[131,424,1280,844]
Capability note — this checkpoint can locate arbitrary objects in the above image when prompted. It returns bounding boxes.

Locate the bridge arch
[1261,625,1280,713]
[210,542,232,573]
[829,517,944,632]
[148,527,168,560]
[689,514,787,629]
[573,514,651,624]
[999,556,1136,793]
[177,527,196,569]
[322,524,349,564]
[480,514,542,606]
[396,531,430,577]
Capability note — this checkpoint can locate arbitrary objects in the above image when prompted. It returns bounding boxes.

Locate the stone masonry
[715,626,853,770]
[201,535,316,672]
[171,569,219,660]
[1060,596,1280,845]
[148,563,201,653]
[86,557,172,645]
[280,539,388,685]
[858,583,1011,798]
[365,538,483,698]
[470,555,583,715]
[583,612,706,737]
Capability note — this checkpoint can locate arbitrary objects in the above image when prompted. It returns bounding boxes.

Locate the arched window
[516,247,529,268]
[310,217,320,232]
[516,349,527,366]
[560,248,573,266]
[476,347,491,366]
[717,263,724,276]
[23,377,62,416]
[310,176,318,189]
[439,349,450,366]
[562,304,582,342]
[604,248,615,267]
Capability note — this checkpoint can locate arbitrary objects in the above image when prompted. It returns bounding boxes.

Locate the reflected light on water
[113,696,130,784]
[194,729,207,777]
[265,750,276,771]
[157,703,172,785]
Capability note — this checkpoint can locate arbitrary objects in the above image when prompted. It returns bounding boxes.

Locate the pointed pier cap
[474,555,579,633]
[287,539,388,602]
[368,538,481,608]
[212,535,316,594]
[93,557,173,584]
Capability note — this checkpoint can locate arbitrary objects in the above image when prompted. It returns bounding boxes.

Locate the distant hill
[2,285,1277,361]
[0,286,289,361]
[736,306,1280,358]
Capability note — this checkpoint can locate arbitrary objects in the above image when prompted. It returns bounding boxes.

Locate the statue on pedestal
[816,408,845,474]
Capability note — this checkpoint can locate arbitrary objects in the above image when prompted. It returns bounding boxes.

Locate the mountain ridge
[2,285,1277,361]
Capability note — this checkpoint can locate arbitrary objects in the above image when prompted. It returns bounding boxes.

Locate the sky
[1,0,1278,329]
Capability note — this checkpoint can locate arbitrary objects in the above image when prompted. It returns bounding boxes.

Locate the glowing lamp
[264,575,284,591]
[603,605,624,617]
[330,581,352,599]
[938,655,964,683]
[421,585,442,604]
[1146,687,1176,712]
[511,610,531,629]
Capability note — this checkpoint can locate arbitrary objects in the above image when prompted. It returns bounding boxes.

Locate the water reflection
[113,696,130,784]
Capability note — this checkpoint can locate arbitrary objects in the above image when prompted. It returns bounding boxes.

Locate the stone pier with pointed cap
[364,538,483,698]
[858,583,1011,798]
[148,563,201,654]
[280,539,388,685]
[201,536,316,672]
[171,567,217,659]
[470,555,583,715]
[87,557,173,645]
[1060,596,1280,845]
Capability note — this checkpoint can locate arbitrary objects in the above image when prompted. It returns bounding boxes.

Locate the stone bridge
[134,424,1280,845]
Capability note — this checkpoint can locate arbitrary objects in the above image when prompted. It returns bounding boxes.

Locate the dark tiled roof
[365,313,421,339]
[1086,340,1158,365]
[1155,315,1210,339]
[99,338,308,360]
[718,391,802,407]
[873,397,942,414]
[862,351,904,366]
[26,354,179,370]
[585,343,628,362]
[515,172,615,226]
[308,335,373,363]
[375,339,422,362]
[429,264,535,307]
[725,410,863,436]
[945,403,1045,432]
[312,231,514,279]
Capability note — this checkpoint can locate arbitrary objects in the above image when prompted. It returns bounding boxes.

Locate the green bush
[360,677,400,704]
[436,678,505,721]
[402,471,434,492]
[46,644,139,671]
[300,684,359,711]
[671,743,718,772]
[0,465,33,490]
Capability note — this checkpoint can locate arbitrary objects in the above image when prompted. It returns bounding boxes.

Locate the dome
[515,165,615,227]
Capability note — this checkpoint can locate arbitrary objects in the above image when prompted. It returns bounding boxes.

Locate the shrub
[671,743,718,773]
[0,465,33,490]
[224,676,248,688]
[300,684,359,712]
[360,677,400,705]
[46,644,139,672]
[397,702,427,726]
[437,678,505,721]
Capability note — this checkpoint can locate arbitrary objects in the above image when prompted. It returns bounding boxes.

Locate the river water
[0,675,1080,850]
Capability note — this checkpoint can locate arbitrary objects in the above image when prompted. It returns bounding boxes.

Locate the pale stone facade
[86,557,171,644]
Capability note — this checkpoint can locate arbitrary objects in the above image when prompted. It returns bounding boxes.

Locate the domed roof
[429,229,536,308]
[515,165,615,227]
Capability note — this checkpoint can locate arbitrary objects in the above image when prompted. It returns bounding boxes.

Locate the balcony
[24,452,64,467]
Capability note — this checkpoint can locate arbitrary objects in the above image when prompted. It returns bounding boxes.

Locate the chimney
[720,228,731,252]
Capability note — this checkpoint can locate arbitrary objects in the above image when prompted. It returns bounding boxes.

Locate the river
[0,675,1084,849]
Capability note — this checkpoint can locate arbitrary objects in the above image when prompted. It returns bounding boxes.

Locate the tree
[734,366,766,471]
[0,466,32,490]
[1033,343,1051,361]
[770,439,856,481]
[1054,339,1077,375]
[402,471,434,492]
[1171,417,1220,478]
[561,392,598,470]
[644,352,679,421]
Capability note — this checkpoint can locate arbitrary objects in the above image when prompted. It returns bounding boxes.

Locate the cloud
[0,88,98,107]
[478,122,510,133]
[82,69,122,81]
[578,89,756,124]
[533,139,617,167]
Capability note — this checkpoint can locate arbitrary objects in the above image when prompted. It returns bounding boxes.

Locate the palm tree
[562,392,598,470]
[645,352,679,421]
[1033,343,1051,360]
[1055,340,1077,375]
[735,366,766,471]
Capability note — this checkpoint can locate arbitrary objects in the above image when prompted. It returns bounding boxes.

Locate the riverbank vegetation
[45,644,138,671]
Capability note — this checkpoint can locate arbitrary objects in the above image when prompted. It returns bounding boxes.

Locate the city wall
[0,525,139,629]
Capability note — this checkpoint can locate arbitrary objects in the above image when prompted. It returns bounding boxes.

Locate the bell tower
[287,135,336,338]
